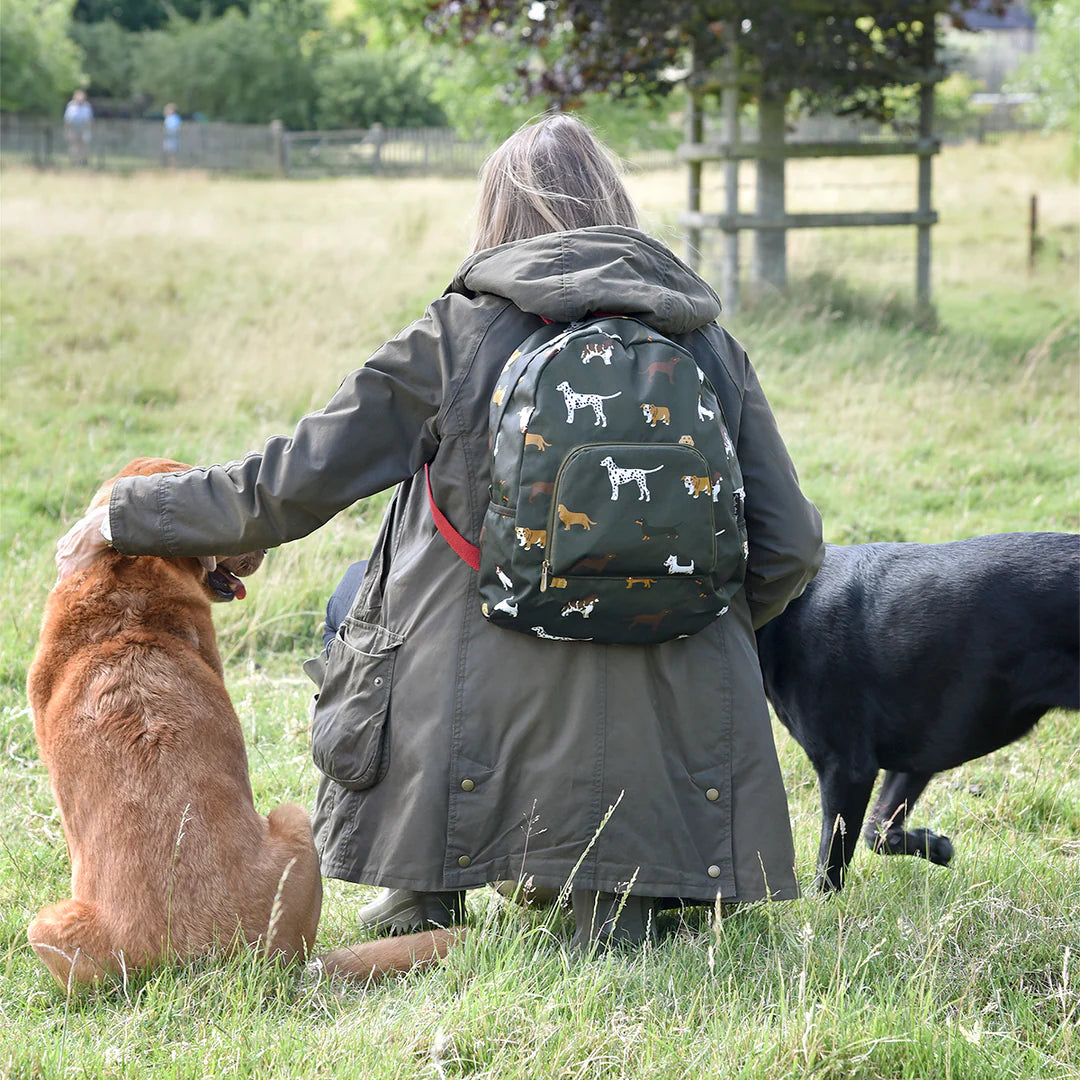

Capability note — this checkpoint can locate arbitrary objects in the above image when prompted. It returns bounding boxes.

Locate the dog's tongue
[209,566,247,600]
[222,570,246,600]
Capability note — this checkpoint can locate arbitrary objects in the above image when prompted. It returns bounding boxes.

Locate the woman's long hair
[471,113,639,253]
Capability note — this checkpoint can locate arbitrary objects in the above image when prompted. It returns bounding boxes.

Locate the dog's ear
[87,458,194,512]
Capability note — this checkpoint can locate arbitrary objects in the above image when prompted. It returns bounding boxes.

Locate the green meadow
[0,133,1077,1079]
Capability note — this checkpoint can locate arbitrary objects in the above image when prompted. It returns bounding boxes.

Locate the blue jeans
[322,560,368,650]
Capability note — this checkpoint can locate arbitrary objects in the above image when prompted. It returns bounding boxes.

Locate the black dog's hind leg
[814,766,878,892]
[862,770,954,866]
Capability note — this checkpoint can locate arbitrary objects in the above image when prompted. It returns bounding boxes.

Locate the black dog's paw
[907,827,954,866]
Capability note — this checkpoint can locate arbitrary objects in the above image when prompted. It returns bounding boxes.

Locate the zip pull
[540,560,551,592]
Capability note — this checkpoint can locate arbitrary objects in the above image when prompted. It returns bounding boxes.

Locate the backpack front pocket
[309,616,403,790]
[546,443,719,581]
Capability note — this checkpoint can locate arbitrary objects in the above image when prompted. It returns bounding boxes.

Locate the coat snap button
[705,787,720,802]
[373,677,383,687]
[461,779,475,792]
[707,864,721,878]
[458,855,471,868]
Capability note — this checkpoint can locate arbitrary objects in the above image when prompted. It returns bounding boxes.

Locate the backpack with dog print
[430,315,747,644]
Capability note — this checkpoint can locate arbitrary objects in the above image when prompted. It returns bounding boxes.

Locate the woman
[57,115,823,947]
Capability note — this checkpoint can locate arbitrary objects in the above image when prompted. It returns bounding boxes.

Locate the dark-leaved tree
[74,0,249,33]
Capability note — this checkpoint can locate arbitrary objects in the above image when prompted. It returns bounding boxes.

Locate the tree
[1006,0,1080,160]
[424,1,986,117]
[314,44,446,129]
[0,0,85,116]
[69,17,139,100]
[132,0,325,127]
[425,0,1002,288]
[73,0,249,33]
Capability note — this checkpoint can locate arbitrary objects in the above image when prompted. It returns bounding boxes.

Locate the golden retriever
[28,458,461,990]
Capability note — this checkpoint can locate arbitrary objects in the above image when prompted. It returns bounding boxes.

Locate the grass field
[1,133,1078,1079]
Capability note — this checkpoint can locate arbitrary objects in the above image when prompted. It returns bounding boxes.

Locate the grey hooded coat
[110,226,824,903]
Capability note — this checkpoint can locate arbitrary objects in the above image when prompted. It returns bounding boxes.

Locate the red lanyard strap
[425,463,480,571]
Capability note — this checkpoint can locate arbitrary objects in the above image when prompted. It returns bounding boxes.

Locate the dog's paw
[906,827,954,866]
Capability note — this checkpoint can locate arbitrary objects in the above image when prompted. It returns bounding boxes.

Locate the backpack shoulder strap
[425,463,480,571]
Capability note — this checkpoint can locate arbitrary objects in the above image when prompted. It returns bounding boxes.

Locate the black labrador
[756,532,1079,891]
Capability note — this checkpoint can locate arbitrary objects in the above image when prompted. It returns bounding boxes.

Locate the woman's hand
[55,505,110,581]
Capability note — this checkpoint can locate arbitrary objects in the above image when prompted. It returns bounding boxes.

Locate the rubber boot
[570,889,659,951]
[357,888,467,934]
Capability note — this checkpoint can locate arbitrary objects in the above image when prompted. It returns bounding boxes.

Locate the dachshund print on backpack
[635,518,679,541]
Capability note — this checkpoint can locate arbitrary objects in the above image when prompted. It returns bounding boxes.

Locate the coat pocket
[309,616,405,791]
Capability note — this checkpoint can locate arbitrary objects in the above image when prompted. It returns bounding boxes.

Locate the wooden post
[915,16,936,315]
[754,90,787,290]
[270,119,287,176]
[685,47,704,273]
[720,27,740,313]
[1028,193,1040,271]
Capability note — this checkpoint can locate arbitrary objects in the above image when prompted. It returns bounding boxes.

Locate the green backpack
[430,315,747,644]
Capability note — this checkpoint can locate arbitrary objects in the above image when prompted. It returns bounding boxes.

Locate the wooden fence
[0,117,493,178]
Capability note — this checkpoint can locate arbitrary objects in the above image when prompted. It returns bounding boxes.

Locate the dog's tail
[315,926,465,984]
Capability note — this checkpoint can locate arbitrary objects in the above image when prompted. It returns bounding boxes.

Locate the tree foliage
[132,0,325,127]
[1006,0,1080,152]
[314,44,447,129]
[69,17,138,100]
[0,0,85,115]
[425,0,1005,120]
[73,0,248,33]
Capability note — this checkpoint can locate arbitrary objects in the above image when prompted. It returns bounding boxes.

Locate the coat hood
[451,226,722,336]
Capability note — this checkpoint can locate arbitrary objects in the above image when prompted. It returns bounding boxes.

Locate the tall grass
[0,133,1077,1079]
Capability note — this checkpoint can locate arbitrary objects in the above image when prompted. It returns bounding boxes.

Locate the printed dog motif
[571,553,617,574]
[628,610,671,631]
[697,398,715,422]
[664,554,695,575]
[678,434,695,446]
[492,386,506,406]
[526,480,556,502]
[525,433,551,452]
[625,577,657,589]
[682,475,713,499]
[518,406,535,433]
[532,626,582,640]
[555,381,621,427]
[635,518,680,541]
[515,526,547,551]
[558,504,598,531]
[733,486,746,516]
[549,576,568,588]
[646,356,681,385]
[495,565,513,590]
[581,335,620,365]
[640,403,671,427]
[600,456,663,502]
[493,598,518,617]
[722,428,736,458]
[561,595,600,618]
